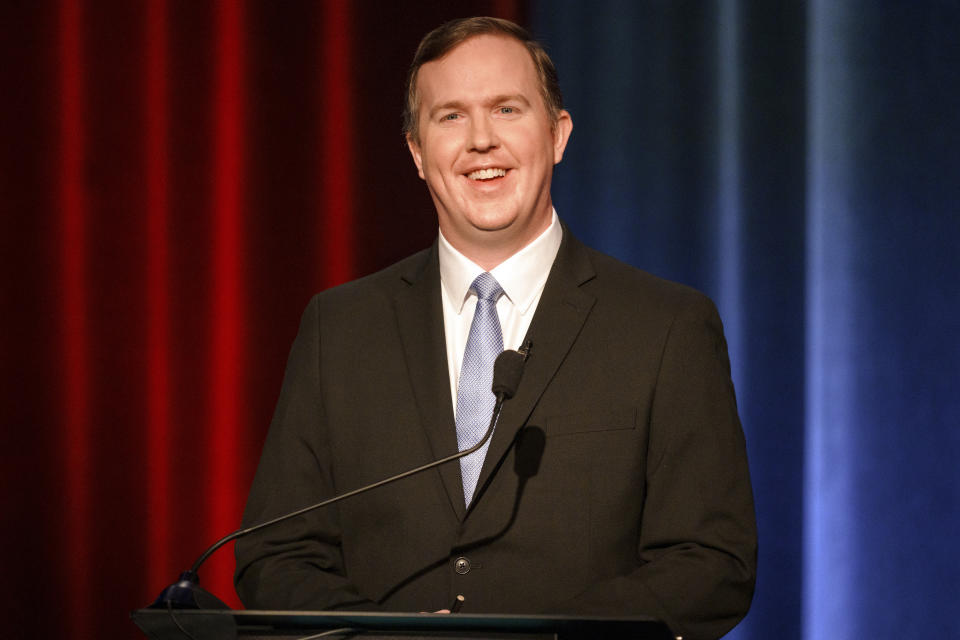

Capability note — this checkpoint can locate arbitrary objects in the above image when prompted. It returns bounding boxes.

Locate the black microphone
[150,347,529,610]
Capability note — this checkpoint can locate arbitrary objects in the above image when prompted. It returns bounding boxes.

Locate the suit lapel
[393,243,468,521]
[470,229,597,513]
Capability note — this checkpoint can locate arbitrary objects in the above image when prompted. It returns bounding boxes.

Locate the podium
[131,609,675,639]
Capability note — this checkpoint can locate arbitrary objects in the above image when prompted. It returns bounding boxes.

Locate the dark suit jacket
[235,229,757,640]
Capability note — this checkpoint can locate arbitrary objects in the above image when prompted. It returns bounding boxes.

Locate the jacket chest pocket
[543,405,638,437]
[534,405,646,487]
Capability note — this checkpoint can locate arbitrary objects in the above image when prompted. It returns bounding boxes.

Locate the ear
[552,110,573,164]
[406,133,426,180]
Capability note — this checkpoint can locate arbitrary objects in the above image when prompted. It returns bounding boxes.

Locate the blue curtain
[531,2,960,638]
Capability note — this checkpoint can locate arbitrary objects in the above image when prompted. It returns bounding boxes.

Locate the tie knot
[471,272,503,302]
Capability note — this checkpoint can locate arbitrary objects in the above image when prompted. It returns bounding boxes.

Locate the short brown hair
[403,17,564,143]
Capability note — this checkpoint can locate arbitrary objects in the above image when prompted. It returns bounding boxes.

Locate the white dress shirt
[438,210,563,416]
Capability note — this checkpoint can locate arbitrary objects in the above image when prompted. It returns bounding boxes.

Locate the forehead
[415,35,540,106]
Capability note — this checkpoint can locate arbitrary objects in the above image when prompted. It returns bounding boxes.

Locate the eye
[499,106,515,114]
[441,112,460,122]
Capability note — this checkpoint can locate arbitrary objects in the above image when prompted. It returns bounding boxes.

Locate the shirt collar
[439,209,562,315]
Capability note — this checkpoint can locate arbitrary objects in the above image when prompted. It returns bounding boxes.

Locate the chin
[468,217,517,235]
[464,206,521,231]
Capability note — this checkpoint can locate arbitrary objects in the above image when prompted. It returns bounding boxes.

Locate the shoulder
[569,239,732,382]
[573,238,718,323]
[303,247,434,313]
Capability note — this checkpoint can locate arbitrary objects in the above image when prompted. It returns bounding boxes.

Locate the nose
[467,115,498,152]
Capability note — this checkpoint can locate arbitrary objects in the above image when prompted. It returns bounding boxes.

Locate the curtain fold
[804,2,960,638]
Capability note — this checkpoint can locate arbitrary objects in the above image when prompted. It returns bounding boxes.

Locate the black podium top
[132,609,676,640]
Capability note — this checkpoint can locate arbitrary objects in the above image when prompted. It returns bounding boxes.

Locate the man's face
[407,35,572,266]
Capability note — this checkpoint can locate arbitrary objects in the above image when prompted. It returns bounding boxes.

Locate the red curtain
[1,1,522,637]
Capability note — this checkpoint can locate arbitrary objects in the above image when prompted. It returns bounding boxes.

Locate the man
[235,17,756,640]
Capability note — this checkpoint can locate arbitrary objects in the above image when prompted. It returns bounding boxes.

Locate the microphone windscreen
[492,349,526,399]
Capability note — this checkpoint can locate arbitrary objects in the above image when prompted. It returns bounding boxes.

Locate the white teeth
[467,168,507,180]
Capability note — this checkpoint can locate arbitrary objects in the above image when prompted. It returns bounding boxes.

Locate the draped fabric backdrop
[1,1,957,639]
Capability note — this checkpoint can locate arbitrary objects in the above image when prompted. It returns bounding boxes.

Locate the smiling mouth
[466,168,508,181]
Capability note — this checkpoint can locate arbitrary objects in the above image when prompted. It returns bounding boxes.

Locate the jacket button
[454,557,471,575]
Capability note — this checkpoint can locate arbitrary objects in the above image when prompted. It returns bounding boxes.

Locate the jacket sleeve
[556,295,757,640]
[234,296,383,611]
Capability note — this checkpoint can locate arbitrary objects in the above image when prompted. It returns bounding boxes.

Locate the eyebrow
[429,94,533,119]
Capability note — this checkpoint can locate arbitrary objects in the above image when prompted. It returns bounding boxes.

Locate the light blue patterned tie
[455,272,504,506]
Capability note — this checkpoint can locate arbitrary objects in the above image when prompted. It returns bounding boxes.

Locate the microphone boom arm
[152,347,527,609]
[190,391,508,573]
